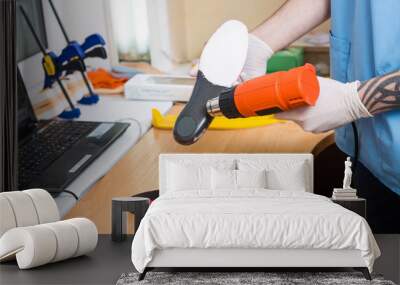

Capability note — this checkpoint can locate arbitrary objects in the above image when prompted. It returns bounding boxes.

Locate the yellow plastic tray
[152,108,284,130]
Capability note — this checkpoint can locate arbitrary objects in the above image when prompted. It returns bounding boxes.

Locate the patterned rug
[117,271,396,285]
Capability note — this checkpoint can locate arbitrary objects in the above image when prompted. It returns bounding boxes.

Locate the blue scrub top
[330,0,400,195]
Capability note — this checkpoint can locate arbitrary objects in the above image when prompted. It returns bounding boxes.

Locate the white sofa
[0,189,97,269]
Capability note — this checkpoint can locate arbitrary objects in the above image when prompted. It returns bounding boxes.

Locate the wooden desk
[65,63,334,233]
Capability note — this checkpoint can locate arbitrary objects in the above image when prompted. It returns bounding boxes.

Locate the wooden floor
[65,102,333,233]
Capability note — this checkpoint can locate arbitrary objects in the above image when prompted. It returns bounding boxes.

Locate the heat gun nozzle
[206,97,223,117]
[206,87,242,119]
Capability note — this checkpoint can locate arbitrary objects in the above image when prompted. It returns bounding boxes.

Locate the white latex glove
[275,77,373,133]
[239,34,274,81]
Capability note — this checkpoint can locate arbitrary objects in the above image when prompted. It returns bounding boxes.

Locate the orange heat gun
[206,64,320,118]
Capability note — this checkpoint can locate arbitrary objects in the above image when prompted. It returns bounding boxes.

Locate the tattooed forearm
[358,70,400,115]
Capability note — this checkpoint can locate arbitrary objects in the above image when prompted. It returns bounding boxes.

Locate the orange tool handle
[234,63,320,117]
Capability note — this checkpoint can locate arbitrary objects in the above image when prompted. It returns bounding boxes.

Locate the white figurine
[343,157,353,189]
[332,157,357,199]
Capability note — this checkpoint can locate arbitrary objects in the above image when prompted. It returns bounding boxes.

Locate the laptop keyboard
[18,121,99,188]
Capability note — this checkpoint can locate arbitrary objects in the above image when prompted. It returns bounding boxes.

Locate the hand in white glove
[239,34,274,81]
[275,77,373,133]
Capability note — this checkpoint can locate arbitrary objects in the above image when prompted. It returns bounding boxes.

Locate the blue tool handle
[81,33,106,51]
[59,42,86,63]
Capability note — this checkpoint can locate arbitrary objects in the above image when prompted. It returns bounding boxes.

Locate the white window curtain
[110,0,150,61]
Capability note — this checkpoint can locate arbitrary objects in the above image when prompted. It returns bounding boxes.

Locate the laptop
[17,69,130,194]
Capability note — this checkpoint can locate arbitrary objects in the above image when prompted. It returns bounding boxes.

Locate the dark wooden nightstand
[331,198,366,218]
[112,197,151,242]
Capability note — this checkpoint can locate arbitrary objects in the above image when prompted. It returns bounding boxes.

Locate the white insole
[199,20,248,87]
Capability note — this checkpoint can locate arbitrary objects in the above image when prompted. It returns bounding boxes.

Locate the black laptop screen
[17,69,38,141]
